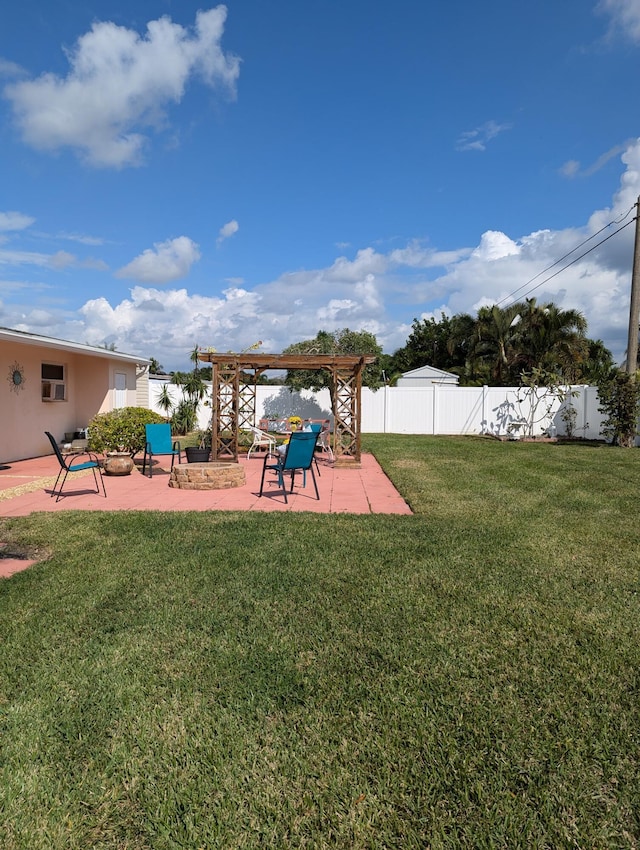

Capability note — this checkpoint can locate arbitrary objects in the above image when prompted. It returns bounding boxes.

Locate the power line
[505,218,635,301]
[496,204,637,307]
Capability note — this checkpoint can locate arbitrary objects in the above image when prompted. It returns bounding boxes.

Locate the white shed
[396,365,460,387]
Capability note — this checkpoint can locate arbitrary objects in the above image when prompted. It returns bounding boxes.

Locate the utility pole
[626,195,640,376]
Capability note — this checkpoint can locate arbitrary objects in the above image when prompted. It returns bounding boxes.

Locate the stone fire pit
[169,462,246,490]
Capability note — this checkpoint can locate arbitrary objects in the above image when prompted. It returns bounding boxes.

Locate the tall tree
[514,298,588,381]
[469,300,592,386]
[391,313,475,376]
[470,303,523,385]
[283,328,383,414]
[579,339,615,385]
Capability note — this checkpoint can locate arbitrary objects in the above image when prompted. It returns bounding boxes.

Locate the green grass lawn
[1,436,639,849]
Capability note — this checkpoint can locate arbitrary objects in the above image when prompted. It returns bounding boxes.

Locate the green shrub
[88,407,166,456]
[170,399,199,435]
[597,369,640,447]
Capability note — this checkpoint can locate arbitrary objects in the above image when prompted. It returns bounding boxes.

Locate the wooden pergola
[197,352,376,466]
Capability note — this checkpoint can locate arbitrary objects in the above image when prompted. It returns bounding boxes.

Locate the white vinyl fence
[359,384,604,439]
[148,378,608,439]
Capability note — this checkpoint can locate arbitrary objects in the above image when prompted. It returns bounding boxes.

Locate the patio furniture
[258,430,320,504]
[317,424,334,462]
[247,425,277,459]
[45,431,107,503]
[142,423,182,478]
[63,438,89,455]
[308,422,323,476]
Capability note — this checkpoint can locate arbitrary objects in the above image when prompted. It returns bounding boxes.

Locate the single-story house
[396,365,460,386]
[1,327,150,462]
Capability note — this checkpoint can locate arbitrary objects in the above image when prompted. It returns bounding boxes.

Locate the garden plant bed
[169,461,245,490]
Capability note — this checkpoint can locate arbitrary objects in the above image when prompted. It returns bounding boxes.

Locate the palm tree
[515,299,588,382]
[579,339,614,384]
[470,304,522,385]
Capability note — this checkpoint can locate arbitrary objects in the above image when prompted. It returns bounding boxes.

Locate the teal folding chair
[258,430,320,504]
[142,423,182,478]
[309,422,322,476]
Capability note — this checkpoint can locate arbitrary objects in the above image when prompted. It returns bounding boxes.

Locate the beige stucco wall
[1,341,138,461]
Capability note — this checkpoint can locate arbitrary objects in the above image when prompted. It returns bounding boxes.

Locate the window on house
[42,363,66,401]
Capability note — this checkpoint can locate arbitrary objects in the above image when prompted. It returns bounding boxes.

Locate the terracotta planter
[103,452,134,476]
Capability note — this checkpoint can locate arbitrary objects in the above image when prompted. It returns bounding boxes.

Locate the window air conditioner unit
[42,383,66,401]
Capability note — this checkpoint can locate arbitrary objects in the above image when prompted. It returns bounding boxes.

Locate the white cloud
[598,0,640,41]
[472,231,521,261]
[0,244,108,271]
[57,231,105,246]
[0,58,25,79]
[59,252,109,271]
[325,247,388,282]
[8,140,640,370]
[217,219,239,245]
[0,211,35,231]
[0,248,59,267]
[559,159,581,178]
[3,7,240,168]
[116,236,201,283]
[560,140,636,178]
[316,299,358,323]
[456,120,512,152]
[390,242,472,268]
[76,285,265,365]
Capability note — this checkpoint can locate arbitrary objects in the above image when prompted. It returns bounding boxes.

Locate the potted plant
[185,427,212,463]
[88,407,167,474]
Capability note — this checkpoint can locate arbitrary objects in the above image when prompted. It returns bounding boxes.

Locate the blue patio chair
[258,430,320,504]
[45,431,107,503]
[142,423,182,478]
[308,422,323,476]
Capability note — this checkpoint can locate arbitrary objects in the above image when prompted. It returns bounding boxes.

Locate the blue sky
[1,0,640,371]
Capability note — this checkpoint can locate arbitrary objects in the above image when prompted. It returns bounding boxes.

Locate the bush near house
[88,407,166,456]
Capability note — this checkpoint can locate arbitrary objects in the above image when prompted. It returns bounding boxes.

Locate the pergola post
[212,358,240,459]
[331,361,364,463]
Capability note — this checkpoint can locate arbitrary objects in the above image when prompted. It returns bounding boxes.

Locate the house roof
[400,364,459,380]
[0,326,149,366]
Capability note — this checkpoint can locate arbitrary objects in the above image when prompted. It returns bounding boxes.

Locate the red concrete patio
[0,451,412,577]
[0,451,412,518]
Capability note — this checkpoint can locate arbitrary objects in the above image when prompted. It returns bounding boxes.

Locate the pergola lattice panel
[213,362,239,458]
[333,370,360,459]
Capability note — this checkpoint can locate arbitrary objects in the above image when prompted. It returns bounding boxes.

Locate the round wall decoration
[7,361,26,393]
